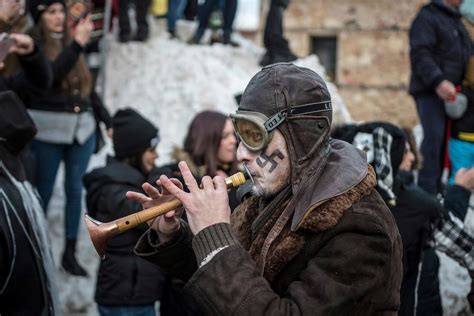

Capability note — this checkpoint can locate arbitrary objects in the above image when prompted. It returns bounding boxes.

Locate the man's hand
[160,161,231,235]
[436,80,456,101]
[126,178,184,243]
[8,33,34,55]
[73,15,93,47]
[455,168,474,190]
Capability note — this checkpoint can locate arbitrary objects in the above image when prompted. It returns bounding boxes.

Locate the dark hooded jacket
[409,0,472,96]
[83,157,170,306]
[0,46,52,98]
[135,63,403,315]
[0,91,57,315]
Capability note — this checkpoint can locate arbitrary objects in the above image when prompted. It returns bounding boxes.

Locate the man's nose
[236,142,252,163]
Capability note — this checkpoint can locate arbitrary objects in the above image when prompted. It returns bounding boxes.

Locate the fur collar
[231,165,376,281]
[170,147,207,177]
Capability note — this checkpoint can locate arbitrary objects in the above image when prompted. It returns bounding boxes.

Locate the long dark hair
[29,3,92,97]
[184,111,237,177]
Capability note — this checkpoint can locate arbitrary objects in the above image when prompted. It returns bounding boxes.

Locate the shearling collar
[231,165,376,281]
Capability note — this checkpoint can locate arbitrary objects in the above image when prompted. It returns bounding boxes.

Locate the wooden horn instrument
[84,172,248,259]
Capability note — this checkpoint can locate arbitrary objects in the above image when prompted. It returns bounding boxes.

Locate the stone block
[339,87,419,127]
[337,31,410,87]
[284,0,427,31]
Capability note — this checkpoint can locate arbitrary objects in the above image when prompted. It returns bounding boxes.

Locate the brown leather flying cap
[238,63,332,125]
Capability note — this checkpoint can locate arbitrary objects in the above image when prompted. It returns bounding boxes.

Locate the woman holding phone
[27,0,112,277]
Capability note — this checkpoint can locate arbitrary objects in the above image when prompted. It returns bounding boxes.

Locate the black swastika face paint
[256,150,284,173]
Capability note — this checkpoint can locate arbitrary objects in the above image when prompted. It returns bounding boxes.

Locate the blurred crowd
[0,0,473,316]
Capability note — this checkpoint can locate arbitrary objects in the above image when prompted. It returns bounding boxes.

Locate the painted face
[237,129,291,197]
[41,3,65,34]
[398,142,415,172]
[217,119,237,164]
[141,147,158,173]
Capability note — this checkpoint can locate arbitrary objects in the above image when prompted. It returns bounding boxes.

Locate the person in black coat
[0,91,58,316]
[333,122,474,316]
[409,0,472,195]
[84,108,168,316]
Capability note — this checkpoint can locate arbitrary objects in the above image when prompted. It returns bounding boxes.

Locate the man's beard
[251,181,287,198]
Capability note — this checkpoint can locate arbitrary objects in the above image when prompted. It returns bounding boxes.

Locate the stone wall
[259,0,429,127]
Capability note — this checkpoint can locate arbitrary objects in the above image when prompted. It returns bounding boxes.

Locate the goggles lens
[234,118,266,150]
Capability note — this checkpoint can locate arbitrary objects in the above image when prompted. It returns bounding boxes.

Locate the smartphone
[68,2,89,27]
[0,33,14,63]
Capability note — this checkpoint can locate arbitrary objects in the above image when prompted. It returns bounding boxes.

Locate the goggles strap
[248,99,332,133]
[264,110,287,132]
[289,100,332,115]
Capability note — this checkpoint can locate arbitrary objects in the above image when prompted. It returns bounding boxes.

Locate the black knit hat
[112,108,159,160]
[28,0,66,24]
[0,91,37,155]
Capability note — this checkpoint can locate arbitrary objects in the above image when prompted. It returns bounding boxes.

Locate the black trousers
[118,0,151,36]
[263,0,292,55]
[416,248,443,316]
[195,0,237,41]
[414,94,446,195]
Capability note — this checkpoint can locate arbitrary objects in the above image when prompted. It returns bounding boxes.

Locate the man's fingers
[201,176,214,191]
[142,182,161,199]
[126,191,152,204]
[157,178,184,195]
[213,175,227,192]
[171,178,184,190]
[160,175,187,200]
[178,161,199,192]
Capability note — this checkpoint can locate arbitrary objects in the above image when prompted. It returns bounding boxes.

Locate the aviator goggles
[230,100,332,152]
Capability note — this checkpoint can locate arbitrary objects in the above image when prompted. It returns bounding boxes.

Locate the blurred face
[0,0,23,23]
[217,119,237,164]
[399,142,415,172]
[141,147,158,173]
[41,3,65,33]
[444,0,462,9]
[237,129,291,197]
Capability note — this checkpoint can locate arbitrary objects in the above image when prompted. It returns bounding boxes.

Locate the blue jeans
[415,94,446,194]
[168,0,188,33]
[32,134,96,240]
[98,304,156,316]
[449,138,474,184]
